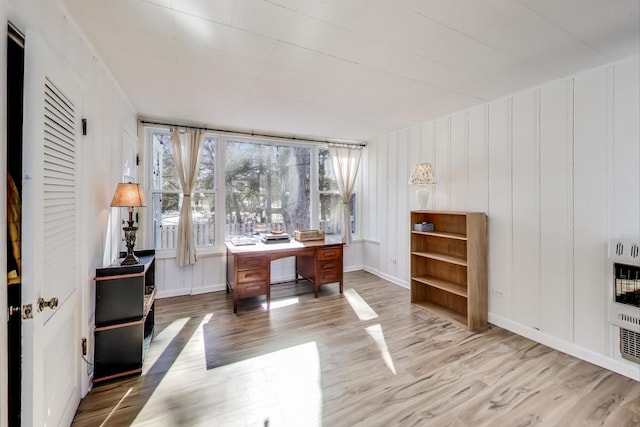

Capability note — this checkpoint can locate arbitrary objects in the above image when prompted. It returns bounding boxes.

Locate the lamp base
[120,225,140,265]
[120,252,140,266]
[416,186,430,210]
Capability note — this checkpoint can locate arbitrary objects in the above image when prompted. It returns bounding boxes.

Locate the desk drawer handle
[319,250,340,260]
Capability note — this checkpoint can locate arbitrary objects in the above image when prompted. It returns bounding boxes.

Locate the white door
[21,31,82,427]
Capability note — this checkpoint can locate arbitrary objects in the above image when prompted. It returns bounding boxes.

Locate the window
[318,147,356,237]
[225,140,310,236]
[150,130,216,249]
[145,127,360,251]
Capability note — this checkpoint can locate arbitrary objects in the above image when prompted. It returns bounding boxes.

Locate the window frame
[317,147,358,237]
[142,127,220,255]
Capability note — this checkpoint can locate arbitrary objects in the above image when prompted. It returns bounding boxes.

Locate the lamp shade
[110,182,147,207]
[408,163,437,185]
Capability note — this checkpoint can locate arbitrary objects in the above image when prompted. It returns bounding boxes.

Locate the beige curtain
[170,129,205,266]
[329,144,363,245]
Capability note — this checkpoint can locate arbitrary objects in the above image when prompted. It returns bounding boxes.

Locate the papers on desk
[230,237,256,246]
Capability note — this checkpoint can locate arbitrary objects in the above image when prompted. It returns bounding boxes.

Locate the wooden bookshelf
[410,211,487,331]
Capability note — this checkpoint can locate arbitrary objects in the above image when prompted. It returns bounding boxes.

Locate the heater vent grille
[620,328,640,364]
[619,313,640,326]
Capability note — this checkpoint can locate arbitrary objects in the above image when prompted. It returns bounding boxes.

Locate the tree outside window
[225,141,310,237]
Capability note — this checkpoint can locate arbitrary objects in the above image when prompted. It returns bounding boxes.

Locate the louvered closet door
[21,31,82,427]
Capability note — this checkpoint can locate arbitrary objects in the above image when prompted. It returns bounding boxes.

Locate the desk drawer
[237,282,268,298]
[318,260,341,283]
[238,268,268,283]
[318,248,341,261]
[238,255,268,270]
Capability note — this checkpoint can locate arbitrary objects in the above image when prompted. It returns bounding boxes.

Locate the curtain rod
[139,120,366,147]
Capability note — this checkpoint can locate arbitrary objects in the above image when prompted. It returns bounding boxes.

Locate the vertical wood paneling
[377,136,390,274]
[409,125,421,161]
[365,141,379,240]
[539,79,573,340]
[468,105,489,212]
[387,133,399,275]
[190,258,204,291]
[487,98,512,317]
[510,91,540,328]
[612,57,640,239]
[421,122,436,210]
[397,130,410,280]
[154,259,166,293]
[163,259,182,295]
[573,69,608,353]
[408,126,421,210]
[434,118,451,210]
[361,56,638,371]
[450,111,468,211]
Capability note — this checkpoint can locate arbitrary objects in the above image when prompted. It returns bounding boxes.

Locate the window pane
[152,193,180,249]
[151,133,180,192]
[226,141,310,236]
[320,193,342,236]
[152,193,215,249]
[319,147,338,191]
[319,193,356,236]
[192,193,215,246]
[194,137,215,192]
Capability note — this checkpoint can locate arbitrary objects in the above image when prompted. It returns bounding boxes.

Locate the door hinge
[22,304,33,319]
[136,154,140,165]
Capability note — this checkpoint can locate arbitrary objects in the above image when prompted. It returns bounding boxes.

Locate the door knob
[37,297,59,312]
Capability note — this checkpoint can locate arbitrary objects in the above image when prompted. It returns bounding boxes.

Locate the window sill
[154,247,226,260]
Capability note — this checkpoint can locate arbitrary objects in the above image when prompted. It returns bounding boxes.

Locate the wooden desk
[225,240,344,313]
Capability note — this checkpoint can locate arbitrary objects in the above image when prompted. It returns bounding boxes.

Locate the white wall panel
[408,125,421,210]
[397,130,410,280]
[539,79,573,340]
[420,122,436,210]
[386,132,399,276]
[377,135,390,275]
[450,111,468,212]
[364,140,378,241]
[467,105,489,212]
[487,98,512,317]
[510,90,540,328]
[573,68,608,353]
[434,118,451,210]
[612,57,640,240]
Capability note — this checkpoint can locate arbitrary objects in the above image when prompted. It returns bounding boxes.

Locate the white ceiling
[62,0,639,142]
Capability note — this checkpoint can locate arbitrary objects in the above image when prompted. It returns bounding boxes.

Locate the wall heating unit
[608,239,640,364]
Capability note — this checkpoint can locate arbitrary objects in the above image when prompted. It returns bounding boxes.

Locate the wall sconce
[111,182,146,265]
[408,163,437,210]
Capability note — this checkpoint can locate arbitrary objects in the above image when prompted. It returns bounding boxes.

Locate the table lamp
[408,163,437,210]
[111,182,147,265]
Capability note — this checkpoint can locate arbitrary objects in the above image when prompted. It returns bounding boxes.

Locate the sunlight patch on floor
[261,297,300,310]
[365,324,396,375]
[344,288,378,321]
[134,341,323,426]
[142,316,190,373]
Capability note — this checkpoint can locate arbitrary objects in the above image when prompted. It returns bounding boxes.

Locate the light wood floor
[72,271,640,426]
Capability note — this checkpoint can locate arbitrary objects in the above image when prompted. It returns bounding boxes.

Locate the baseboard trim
[362,267,408,289]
